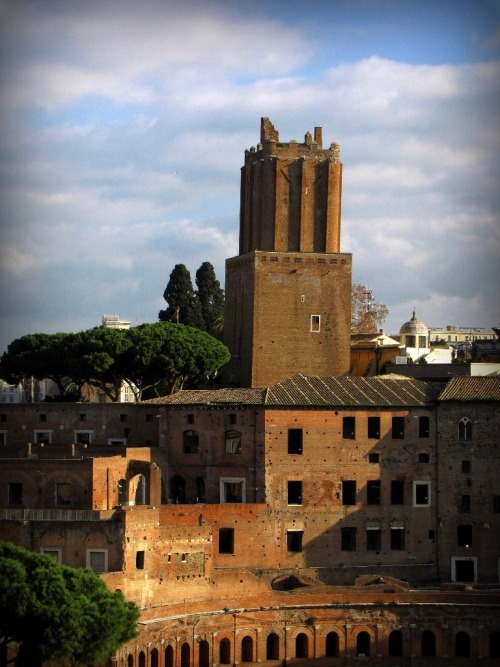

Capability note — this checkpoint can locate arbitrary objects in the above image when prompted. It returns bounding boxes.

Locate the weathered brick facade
[223,119,351,387]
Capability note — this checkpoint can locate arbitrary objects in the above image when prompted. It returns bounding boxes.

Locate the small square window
[288,428,303,454]
[287,530,303,553]
[368,452,379,463]
[342,416,355,439]
[79,413,87,422]
[225,430,241,454]
[119,414,128,423]
[419,453,430,464]
[310,315,321,332]
[86,549,107,573]
[219,528,234,554]
[39,413,47,422]
[55,483,71,506]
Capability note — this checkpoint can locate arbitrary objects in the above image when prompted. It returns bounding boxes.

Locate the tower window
[310,315,320,332]
[288,428,303,454]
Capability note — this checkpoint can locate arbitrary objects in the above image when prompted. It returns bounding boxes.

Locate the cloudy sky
[1,0,499,354]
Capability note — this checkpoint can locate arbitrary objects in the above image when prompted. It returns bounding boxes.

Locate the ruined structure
[1,121,499,666]
[223,119,351,387]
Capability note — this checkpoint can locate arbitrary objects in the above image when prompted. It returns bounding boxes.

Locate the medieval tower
[223,118,352,387]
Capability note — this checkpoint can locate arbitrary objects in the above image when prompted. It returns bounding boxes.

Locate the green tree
[351,283,389,334]
[195,262,225,338]
[125,321,230,398]
[0,541,139,667]
[159,264,205,329]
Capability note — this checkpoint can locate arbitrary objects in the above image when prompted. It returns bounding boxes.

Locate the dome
[400,310,428,335]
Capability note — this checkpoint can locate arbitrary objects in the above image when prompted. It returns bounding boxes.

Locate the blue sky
[0,0,499,354]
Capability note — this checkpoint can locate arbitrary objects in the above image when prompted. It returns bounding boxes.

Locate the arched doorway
[266,633,279,660]
[389,630,403,656]
[241,636,253,662]
[165,645,174,667]
[295,633,308,659]
[199,639,210,667]
[181,642,190,667]
[455,631,470,658]
[326,632,339,657]
[219,638,231,665]
[421,631,436,656]
[356,632,370,657]
[150,648,158,667]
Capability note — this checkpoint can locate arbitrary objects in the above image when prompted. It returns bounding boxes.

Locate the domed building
[399,310,430,362]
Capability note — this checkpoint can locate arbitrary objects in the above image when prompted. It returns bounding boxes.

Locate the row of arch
[122,628,500,666]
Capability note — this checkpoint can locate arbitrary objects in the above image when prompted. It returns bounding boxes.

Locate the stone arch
[127,654,134,667]
[150,647,159,667]
[356,631,371,657]
[325,631,340,657]
[318,625,344,658]
[123,460,161,506]
[138,652,146,667]
[295,632,309,659]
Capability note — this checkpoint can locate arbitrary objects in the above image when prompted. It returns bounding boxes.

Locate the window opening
[457,524,472,547]
[391,480,405,505]
[288,428,303,454]
[462,460,471,473]
[219,528,234,554]
[341,527,356,551]
[366,528,381,551]
[183,430,199,453]
[8,482,23,505]
[287,481,302,505]
[419,452,430,463]
[455,632,471,658]
[55,483,71,506]
[367,480,381,505]
[295,633,308,659]
[391,528,405,550]
[368,416,380,439]
[266,634,279,660]
[87,549,107,573]
[356,631,370,657]
[219,638,231,665]
[421,631,436,657]
[225,430,241,454]
[221,478,245,503]
[460,495,471,513]
[418,415,430,437]
[325,632,339,657]
[342,480,356,505]
[287,530,303,552]
[342,416,355,439]
[241,636,253,663]
[136,550,145,569]
[310,315,320,332]
[392,417,405,439]
[388,630,403,656]
[414,482,430,506]
[458,417,472,441]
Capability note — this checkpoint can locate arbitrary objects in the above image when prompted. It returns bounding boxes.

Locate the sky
[0,0,499,354]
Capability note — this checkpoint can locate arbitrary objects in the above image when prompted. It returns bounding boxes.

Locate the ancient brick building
[223,119,351,387]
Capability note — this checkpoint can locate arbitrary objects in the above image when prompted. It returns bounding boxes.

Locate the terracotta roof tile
[437,376,500,401]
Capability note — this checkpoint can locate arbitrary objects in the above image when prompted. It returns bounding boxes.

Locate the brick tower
[223,118,352,387]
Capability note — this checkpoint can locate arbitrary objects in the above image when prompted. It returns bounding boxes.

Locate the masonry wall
[264,406,438,583]
[224,251,352,387]
[436,400,500,583]
[0,402,159,449]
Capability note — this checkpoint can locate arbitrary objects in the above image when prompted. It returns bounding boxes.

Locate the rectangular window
[146,414,154,423]
[310,315,321,332]
[457,524,472,548]
[86,549,108,573]
[414,482,431,507]
[366,528,381,551]
[462,460,471,473]
[341,527,357,551]
[368,416,381,439]
[391,480,405,505]
[41,548,62,563]
[460,495,471,513]
[0,432,6,445]
[367,480,381,505]
[8,482,23,505]
[39,413,47,422]
[493,496,500,513]
[136,551,145,569]
[342,480,356,505]
[219,528,235,554]
[342,416,355,439]
[220,478,245,503]
[287,481,303,505]
[419,453,430,464]
[74,430,92,445]
[418,416,430,438]
[286,530,303,553]
[79,413,87,422]
[419,335,427,348]
[368,452,379,463]
[225,430,241,454]
[392,417,405,439]
[119,414,128,422]
[187,414,194,424]
[34,430,51,444]
[0,414,6,422]
[288,428,303,454]
[391,528,405,550]
[229,414,237,425]
[55,483,71,506]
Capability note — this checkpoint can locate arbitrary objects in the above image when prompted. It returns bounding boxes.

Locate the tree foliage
[351,283,389,334]
[0,541,139,667]
[159,263,205,329]
[0,323,230,401]
[195,261,225,339]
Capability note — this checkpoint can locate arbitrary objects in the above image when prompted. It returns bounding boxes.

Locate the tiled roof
[437,376,500,401]
[143,374,441,408]
[264,374,440,407]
